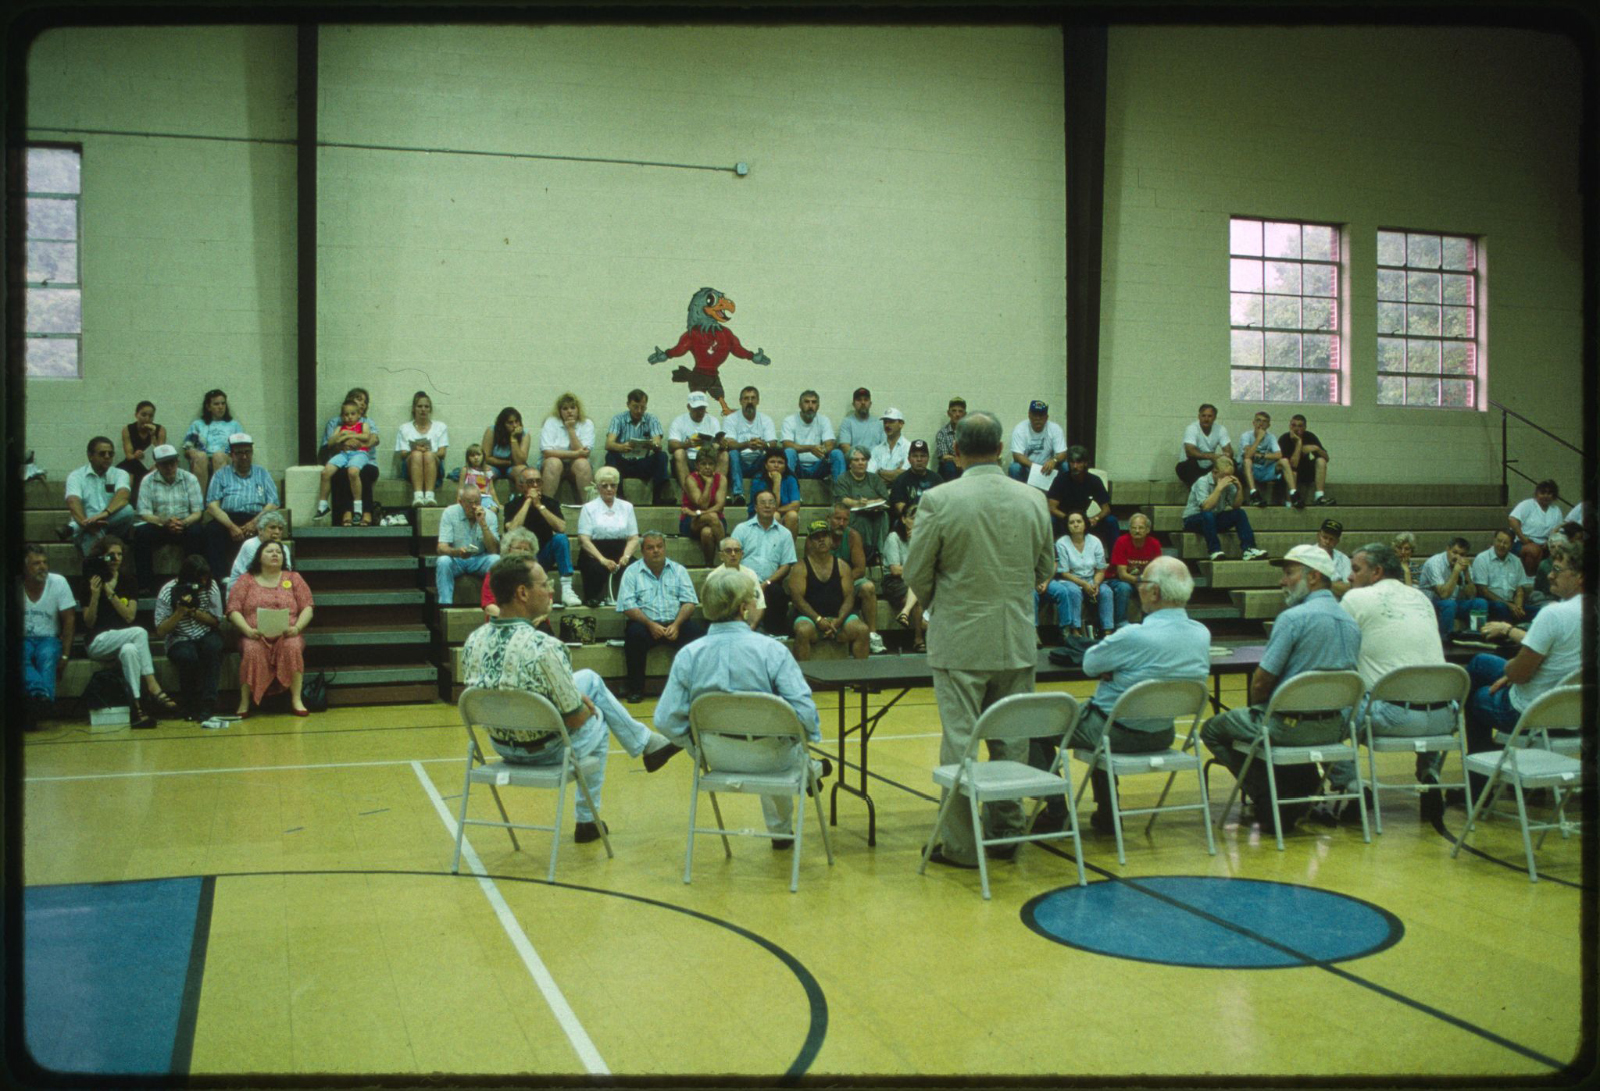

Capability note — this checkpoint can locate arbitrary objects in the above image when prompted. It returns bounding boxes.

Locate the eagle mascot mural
[647,287,770,414]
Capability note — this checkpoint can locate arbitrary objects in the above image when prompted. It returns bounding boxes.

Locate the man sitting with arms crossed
[1418,537,1486,637]
[721,385,777,505]
[460,555,682,844]
[868,408,913,484]
[1176,403,1231,487]
[1201,544,1361,836]
[888,439,940,527]
[615,530,706,705]
[1045,445,1117,550]
[1471,528,1535,624]
[1031,555,1211,836]
[654,566,832,850]
[436,484,500,606]
[781,389,845,480]
[1108,512,1162,626]
[1463,537,1585,801]
[1316,542,1457,826]
[732,489,797,636]
[1241,410,1290,507]
[503,465,583,608]
[65,436,137,557]
[1280,413,1334,508]
[933,396,966,482]
[835,386,884,464]
[789,519,870,661]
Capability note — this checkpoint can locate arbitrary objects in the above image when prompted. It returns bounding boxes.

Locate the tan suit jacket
[903,462,1054,671]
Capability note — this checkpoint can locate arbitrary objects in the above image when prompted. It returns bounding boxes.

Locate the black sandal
[149,691,180,713]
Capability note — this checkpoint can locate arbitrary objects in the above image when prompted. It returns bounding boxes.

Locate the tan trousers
[929,665,1035,864]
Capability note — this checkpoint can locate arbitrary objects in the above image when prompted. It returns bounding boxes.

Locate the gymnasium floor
[19,672,1590,1081]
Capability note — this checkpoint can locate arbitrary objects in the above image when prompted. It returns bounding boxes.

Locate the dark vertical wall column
[1063,26,1108,459]
[296,24,318,463]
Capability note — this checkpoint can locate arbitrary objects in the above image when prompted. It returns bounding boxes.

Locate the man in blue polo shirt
[615,530,706,704]
[1202,544,1361,834]
[732,490,797,635]
[603,389,670,500]
[203,433,280,579]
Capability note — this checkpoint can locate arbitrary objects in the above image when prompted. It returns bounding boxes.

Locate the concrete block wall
[313,25,1067,455]
[1098,26,1584,491]
[23,26,300,480]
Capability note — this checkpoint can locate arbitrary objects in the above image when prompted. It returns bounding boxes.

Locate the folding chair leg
[486,783,522,852]
[1064,796,1087,887]
[708,792,732,858]
[1349,730,1372,844]
[452,758,474,874]
[1512,779,1539,883]
[570,767,613,861]
[548,775,569,882]
[789,790,803,893]
[1262,756,1285,851]
[1453,773,1499,858]
[969,788,991,900]
[1196,758,1217,856]
[1146,770,1178,836]
[810,768,835,865]
[683,773,701,885]
[918,782,963,875]
[1364,726,1384,836]
[1105,762,1127,866]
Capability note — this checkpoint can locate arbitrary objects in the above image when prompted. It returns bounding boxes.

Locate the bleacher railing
[1488,399,1583,507]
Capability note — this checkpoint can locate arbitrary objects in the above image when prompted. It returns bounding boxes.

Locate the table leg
[829,685,846,827]
[859,685,876,846]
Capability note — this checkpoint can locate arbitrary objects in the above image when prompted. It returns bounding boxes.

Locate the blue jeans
[437,551,498,604]
[1465,652,1520,798]
[1182,509,1257,554]
[1429,595,1488,637]
[538,534,574,577]
[604,450,669,487]
[1007,462,1030,481]
[168,630,225,717]
[1035,580,1114,630]
[786,449,844,479]
[1325,693,1457,790]
[726,450,766,498]
[24,636,61,701]
[1108,578,1133,627]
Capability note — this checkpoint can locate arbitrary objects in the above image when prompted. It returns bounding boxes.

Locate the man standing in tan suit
[904,411,1055,867]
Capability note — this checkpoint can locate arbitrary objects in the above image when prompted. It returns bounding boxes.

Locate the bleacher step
[1149,505,1504,534]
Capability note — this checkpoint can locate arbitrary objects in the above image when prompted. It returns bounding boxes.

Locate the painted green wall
[25,26,298,476]
[1099,25,1584,491]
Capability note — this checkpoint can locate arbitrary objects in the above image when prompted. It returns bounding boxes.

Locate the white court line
[25,731,950,785]
[409,761,609,1075]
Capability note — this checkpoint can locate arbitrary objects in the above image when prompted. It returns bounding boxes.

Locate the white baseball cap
[879,407,905,421]
[228,432,254,447]
[1272,543,1337,579]
[151,444,179,462]
[686,392,711,409]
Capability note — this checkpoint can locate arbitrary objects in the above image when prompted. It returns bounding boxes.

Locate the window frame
[23,140,83,381]
[1227,215,1346,407]
[1374,226,1482,411]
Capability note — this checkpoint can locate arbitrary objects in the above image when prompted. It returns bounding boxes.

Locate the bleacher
[24,472,1512,706]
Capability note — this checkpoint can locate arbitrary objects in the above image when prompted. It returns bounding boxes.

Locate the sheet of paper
[255,607,290,638]
[1026,465,1058,491]
[853,499,888,512]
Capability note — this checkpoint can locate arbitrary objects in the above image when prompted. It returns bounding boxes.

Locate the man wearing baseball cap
[889,439,940,523]
[868,408,912,483]
[1317,517,1352,597]
[836,387,884,462]
[1201,543,1361,836]
[203,433,280,580]
[668,392,726,489]
[1009,400,1067,483]
[934,397,967,482]
[788,519,869,660]
[132,443,208,595]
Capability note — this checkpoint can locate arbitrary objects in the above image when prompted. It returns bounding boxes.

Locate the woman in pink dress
[226,540,315,717]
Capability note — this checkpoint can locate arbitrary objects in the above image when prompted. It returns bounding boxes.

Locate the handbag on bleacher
[558,614,597,645]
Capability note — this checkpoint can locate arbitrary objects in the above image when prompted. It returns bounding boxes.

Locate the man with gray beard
[1201,544,1361,834]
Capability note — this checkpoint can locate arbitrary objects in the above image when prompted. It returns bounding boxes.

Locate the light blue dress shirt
[732,517,798,581]
[1258,588,1361,687]
[205,465,279,512]
[653,620,820,742]
[1081,607,1212,721]
[615,557,698,623]
[438,503,498,551]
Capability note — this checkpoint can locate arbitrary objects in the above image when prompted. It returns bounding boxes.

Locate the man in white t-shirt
[1316,518,1353,598]
[1470,529,1535,624]
[1507,479,1565,577]
[1464,537,1584,799]
[867,408,912,483]
[65,436,137,556]
[1319,542,1456,823]
[720,385,777,504]
[20,543,77,728]
[667,391,726,488]
[1008,400,1068,482]
[1176,403,1232,486]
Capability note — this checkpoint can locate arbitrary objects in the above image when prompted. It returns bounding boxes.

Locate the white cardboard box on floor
[88,706,130,731]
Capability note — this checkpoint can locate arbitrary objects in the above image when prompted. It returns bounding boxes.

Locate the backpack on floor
[301,671,333,713]
[83,667,134,711]
[1047,634,1100,669]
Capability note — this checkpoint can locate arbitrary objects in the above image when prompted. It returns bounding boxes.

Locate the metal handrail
[1488,399,1583,508]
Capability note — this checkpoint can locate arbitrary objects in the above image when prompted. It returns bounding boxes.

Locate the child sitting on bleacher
[314,399,376,525]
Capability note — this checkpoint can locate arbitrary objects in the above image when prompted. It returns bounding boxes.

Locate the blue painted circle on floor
[1020,876,1403,969]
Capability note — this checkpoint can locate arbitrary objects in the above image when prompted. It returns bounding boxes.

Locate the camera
[82,554,113,586]
[173,580,205,609]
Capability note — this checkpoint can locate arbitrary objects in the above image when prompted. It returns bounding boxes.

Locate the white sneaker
[1209,551,1226,562]
[561,584,582,608]
[412,492,424,507]
[424,491,436,504]
[1242,547,1269,561]
[315,500,330,519]
[868,632,887,655]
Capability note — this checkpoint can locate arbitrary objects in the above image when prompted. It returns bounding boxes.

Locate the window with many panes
[1229,217,1341,404]
[1375,229,1478,409]
[24,144,82,379]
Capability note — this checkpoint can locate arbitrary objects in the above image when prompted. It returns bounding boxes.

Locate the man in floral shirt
[460,556,681,842]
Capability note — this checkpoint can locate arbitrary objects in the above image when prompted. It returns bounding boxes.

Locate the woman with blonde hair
[539,391,596,500]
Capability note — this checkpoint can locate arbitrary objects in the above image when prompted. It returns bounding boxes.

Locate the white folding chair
[685,692,834,893]
[454,686,613,881]
[1454,685,1584,882]
[1073,679,1216,865]
[1217,670,1370,850]
[918,693,1085,899]
[1360,664,1471,834]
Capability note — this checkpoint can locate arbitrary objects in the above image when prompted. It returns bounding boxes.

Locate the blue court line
[1031,845,1570,1071]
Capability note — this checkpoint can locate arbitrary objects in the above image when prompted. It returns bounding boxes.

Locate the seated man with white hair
[461,556,682,844]
[436,484,500,605]
[227,510,292,594]
[1201,543,1361,835]
[654,566,831,850]
[1031,555,1212,835]
[716,536,766,630]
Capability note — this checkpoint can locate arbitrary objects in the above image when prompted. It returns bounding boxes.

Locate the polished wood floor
[20,672,1589,1080]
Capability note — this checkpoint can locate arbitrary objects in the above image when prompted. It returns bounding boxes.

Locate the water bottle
[1469,604,1487,632]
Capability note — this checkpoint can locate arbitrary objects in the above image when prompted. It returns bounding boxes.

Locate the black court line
[1429,812,1592,892]
[35,869,827,1081]
[168,875,215,1076]
[1031,842,1569,1071]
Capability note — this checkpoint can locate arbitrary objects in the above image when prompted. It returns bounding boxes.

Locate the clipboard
[255,607,290,638]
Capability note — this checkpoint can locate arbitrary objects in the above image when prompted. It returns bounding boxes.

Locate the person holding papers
[1009,400,1067,483]
[832,447,890,560]
[226,540,314,718]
